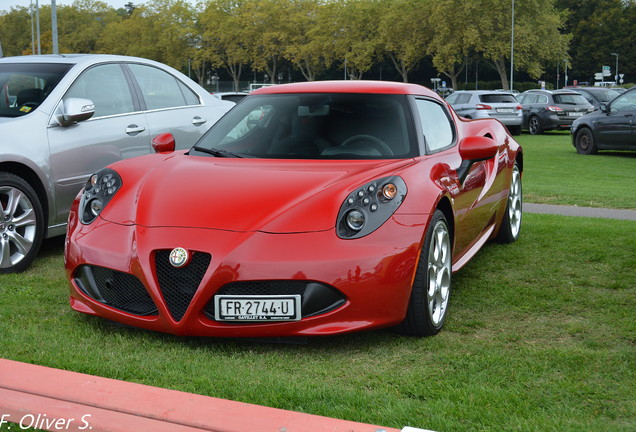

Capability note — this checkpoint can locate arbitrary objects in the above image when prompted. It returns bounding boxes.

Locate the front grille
[204,280,346,320]
[74,265,157,316]
[155,250,211,322]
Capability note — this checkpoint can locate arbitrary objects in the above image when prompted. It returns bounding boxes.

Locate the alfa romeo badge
[169,247,189,268]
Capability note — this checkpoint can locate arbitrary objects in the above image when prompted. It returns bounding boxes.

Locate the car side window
[128,63,198,110]
[65,63,135,118]
[610,91,636,113]
[415,99,454,152]
[459,94,472,104]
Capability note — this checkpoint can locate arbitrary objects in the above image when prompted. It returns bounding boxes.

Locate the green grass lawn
[516,131,636,209]
[1,213,634,432]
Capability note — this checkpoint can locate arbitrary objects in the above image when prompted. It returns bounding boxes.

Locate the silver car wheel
[0,185,38,269]
[507,165,522,239]
[427,219,451,327]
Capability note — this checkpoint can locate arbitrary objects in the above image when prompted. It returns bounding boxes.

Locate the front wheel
[0,172,44,273]
[495,162,522,243]
[396,210,452,337]
[575,127,597,155]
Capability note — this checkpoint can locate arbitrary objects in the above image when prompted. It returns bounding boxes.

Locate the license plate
[497,108,514,113]
[215,295,301,322]
[568,112,584,117]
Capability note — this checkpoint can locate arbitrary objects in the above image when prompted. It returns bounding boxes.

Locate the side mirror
[57,98,95,126]
[599,103,609,113]
[459,136,498,161]
[152,133,176,153]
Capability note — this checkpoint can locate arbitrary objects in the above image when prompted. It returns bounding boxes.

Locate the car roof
[525,89,581,95]
[452,90,514,95]
[0,54,169,69]
[251,80,441,99]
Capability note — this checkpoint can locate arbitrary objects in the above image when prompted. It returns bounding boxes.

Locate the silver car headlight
[337,176,407,239]
[79,168,122,224]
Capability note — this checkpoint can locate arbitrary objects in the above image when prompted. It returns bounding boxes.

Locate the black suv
[517,89,593,134]
[571,87,621,110]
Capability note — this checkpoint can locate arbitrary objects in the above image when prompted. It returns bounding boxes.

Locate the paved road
[524,203,636,221]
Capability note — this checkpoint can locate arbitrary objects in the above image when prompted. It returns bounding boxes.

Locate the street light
[510,0,515,91]
[611,52,619,83]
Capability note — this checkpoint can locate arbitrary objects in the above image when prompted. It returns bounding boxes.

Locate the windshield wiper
[191,146,244,158]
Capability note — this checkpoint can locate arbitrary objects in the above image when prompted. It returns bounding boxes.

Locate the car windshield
[553,93,589,105]
[190,93,417,160]
[0,62,73,118]
[480,94,517,103]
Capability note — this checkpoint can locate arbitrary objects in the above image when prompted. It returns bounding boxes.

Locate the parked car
[211,91,248,103]
[65,80,523,338]
[570,87,620,110]
[445,90,522,135]
[516,89,593,134]
[0,54,234,273]
[570,87,636,154]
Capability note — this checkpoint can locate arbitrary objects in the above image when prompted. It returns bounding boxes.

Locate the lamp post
[35,0,41,55]
[510,0,515,91]
[611,52,619,83]
[51,0,59,54]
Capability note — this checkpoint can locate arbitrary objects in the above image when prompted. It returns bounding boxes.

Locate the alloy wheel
[427,219,451,326]
[0,185,38,269]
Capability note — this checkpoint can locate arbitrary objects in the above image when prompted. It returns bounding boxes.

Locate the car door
[415,99,497,256]
[125,63,215,150]
[594,90,636,148]
[47,62,151,225]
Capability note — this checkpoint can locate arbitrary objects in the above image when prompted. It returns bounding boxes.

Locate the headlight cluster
[79,168,122,224]
[337,176,407,239]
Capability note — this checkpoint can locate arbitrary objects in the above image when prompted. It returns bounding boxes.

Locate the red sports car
[65,81,522,338]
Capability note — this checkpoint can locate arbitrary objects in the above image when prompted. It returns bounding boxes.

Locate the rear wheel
[575,127,597,155]
[396,210,452,336]
[0,172,44,273]
[528,116,543,135]
[495,162,522,243]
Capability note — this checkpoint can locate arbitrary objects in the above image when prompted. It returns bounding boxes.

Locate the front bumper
[65,217,425,337]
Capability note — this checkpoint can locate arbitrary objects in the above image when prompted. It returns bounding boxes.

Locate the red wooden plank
[0,359,399,432]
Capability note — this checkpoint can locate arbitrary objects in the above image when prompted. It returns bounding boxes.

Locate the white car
[445,90,523,135]
[0,54,233,273]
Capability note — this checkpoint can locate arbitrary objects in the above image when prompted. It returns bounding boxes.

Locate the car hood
[101,153,416,233]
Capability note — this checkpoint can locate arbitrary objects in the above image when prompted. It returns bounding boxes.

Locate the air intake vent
[155,250,211,322]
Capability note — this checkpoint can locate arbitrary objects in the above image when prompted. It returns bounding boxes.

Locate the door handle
[192,116,207,126]
[125,124,146,135]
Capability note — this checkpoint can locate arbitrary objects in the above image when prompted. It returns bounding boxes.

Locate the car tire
[575,127,598,155]
[0,172,44,273]
[528,116,543,135]
[396,209,451,337]
[495,162,522,243]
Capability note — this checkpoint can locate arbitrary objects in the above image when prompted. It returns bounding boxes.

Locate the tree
[324,0,382,79]
[97,0,196,71]
[240,0,292,84]
[283,0,328,81]
[557,0,635,84]
[0,6,36,56]
[377,0,432,82]
[199,0,252,90]
[444,0,570,90]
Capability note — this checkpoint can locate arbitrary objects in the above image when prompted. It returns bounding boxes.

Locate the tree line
[1,0,633,91]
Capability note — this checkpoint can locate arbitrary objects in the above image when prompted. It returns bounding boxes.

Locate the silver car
[445,90,523,135]
[0,54,233,273]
